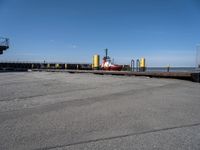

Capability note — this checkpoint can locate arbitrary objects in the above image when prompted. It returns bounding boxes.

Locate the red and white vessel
[101,57,123,71]
[101,49,123,71]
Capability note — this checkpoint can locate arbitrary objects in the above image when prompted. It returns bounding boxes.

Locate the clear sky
[0,0,200,67]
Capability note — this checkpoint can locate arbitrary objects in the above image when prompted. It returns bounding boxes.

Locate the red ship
[101,49,123,71]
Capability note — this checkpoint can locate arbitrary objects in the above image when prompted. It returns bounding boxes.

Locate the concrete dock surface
[0,72,200,150]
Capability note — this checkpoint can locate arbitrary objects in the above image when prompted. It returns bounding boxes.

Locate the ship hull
[103,65,123,71]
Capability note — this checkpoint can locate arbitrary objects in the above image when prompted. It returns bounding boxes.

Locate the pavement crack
[0,87,98,102]
[35,122,200,150]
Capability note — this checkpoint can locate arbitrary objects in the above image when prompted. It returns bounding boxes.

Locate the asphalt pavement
[0,72,200,150]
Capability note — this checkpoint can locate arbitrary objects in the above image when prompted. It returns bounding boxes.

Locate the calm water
[146,67,197,72]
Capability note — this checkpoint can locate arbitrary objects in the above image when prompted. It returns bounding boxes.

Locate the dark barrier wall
[0,62,92,70]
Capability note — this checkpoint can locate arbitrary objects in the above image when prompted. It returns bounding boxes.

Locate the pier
[32,69,200,83]
[0,62,199,82]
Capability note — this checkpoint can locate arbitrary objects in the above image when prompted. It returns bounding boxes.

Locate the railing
[0,60,91,64]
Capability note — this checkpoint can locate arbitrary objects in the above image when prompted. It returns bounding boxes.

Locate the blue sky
[0,0,200,67]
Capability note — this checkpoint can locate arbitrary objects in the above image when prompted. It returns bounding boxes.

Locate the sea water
[146,67,196,72]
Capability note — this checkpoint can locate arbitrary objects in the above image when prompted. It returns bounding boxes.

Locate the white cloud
[49,39,55,42]
[72,44,77,49]
[66,44,78,49]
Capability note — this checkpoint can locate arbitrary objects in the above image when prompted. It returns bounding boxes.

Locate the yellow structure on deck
[47,64,50,69]
[55,64,60,69]
[139,58,146,72]
[92,54,100,70]
[31,64,34,69]
[64,64,68,69]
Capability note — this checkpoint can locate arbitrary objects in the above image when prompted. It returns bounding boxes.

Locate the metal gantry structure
[0,37,9,54]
